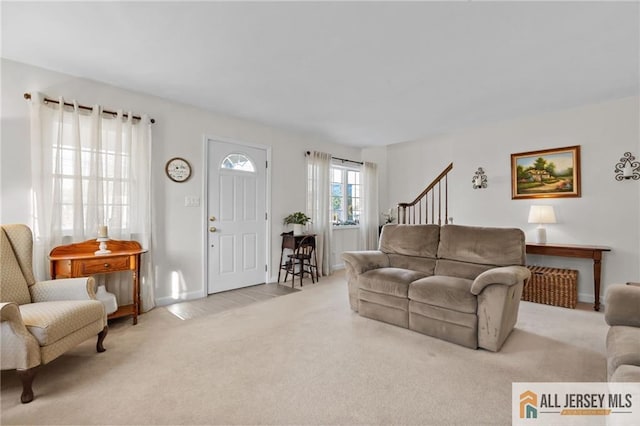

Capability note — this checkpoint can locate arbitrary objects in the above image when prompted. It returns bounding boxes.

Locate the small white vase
[293,224,303,235]
[95,285,118,315]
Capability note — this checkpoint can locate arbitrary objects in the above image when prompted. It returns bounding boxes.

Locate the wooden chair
[284,234,318,288]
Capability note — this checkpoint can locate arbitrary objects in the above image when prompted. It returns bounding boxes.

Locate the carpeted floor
[0,271,608,425]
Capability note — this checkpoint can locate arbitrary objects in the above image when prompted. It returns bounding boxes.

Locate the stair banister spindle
[431,191,434,224]
[438,181,442,226]
[445,174,449,225]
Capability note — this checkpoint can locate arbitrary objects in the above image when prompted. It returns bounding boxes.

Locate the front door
[207,139,267,293]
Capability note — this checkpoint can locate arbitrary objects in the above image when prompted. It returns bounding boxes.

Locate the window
[331,165,361,226]
[221,153,255,172]
[50,113,136,232]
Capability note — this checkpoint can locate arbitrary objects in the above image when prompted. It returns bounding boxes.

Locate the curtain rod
[305,151,363,165]
[23,93,156,124]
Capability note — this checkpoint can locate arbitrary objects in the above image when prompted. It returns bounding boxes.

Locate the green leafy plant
[283,212,312,225]
[381,208,396,224]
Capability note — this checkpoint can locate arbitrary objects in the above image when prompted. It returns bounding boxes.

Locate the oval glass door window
[221,153,255,172]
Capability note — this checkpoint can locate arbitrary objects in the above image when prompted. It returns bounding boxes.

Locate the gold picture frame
[511,145,581,199]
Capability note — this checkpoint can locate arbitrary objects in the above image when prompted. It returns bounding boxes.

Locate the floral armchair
[1,224,108,403]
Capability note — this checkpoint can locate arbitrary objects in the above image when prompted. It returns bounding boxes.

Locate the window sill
[332,225,360,230]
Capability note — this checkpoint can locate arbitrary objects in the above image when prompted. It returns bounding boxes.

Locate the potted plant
[283,212,312,235]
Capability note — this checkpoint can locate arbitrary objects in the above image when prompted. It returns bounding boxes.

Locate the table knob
[104,263,110,268]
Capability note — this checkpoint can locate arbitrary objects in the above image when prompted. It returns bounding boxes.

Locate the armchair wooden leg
[17,366,38,404]
[96,325,108,353]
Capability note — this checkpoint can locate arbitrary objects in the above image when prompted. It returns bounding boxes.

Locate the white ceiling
[2,1,638,147]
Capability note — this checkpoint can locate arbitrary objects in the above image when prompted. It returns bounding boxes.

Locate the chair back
[295,235,316,257]
[0,224,36,305]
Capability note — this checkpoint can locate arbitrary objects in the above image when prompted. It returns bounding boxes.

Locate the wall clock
[165,157,192,182]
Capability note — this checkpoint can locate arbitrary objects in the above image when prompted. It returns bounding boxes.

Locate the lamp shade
[528,205,557,224]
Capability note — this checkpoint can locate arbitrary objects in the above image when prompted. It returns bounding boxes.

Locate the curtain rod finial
[24,93,31,100]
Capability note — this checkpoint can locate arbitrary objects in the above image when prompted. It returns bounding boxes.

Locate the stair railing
[397,162,453,225]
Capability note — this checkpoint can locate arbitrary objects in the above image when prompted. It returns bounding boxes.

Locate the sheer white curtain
[360,161,379,250]
[29,93,155,311]
[306,151,332,276]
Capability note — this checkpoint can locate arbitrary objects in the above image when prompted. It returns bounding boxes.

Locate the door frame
[201,134,272,298]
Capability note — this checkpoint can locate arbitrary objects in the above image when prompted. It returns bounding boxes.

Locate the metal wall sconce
[472,167,488,189]
[614,152,640,181]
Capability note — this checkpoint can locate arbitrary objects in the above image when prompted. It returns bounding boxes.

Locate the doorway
[206,139,269,294]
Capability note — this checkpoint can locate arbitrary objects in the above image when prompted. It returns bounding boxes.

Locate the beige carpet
[1,271,608,425]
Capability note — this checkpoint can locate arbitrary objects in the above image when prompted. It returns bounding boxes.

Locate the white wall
[331,227,360,269]
[3,59,637,307]
[386,96,640,304]
[0,59,361,305]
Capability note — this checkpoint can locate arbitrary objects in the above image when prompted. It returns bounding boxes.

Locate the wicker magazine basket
[522,265,578,309]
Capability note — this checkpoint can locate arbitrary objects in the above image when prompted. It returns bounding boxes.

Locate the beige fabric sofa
[1,224,108,403]
[342,224,530,352]
[605,283,640,382]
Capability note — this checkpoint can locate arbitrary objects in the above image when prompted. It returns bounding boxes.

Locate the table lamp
[528,205,556,244]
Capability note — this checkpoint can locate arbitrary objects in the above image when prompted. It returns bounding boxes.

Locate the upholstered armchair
[1,224,108,403]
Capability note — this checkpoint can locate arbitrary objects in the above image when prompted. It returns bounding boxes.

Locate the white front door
[207,140,267,293]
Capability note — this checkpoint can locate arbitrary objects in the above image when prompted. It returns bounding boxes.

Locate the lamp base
[95,238,111,255]
[535,226,547,244]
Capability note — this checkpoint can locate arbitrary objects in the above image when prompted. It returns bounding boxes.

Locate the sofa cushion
[434,259,494,281]
[359,268,428,298]
[379,224,440,258]
[19,300,105,346]
[606,326,640,380]
[388,254,437,276]
[437,225,525,266]
[409,275,477,313]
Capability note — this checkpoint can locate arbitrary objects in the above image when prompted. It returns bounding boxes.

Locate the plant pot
[293,224,303,235]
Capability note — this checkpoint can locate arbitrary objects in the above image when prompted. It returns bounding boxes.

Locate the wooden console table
[525,243,611,311]
[49,239,147,324]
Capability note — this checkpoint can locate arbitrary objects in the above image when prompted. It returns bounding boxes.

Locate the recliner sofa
[342,224,531,352]
[605,283,640,382]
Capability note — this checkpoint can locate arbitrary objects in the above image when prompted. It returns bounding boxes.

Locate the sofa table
[49,239,147,324]
[525,243,611,311]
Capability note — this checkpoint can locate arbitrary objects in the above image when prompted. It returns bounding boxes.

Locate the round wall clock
[165,157,192,182]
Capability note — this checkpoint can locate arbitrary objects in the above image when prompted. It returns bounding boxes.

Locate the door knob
[209,216,216,222]
[209,226,217,232]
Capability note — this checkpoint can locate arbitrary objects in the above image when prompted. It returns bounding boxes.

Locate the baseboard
[577,292,595,304]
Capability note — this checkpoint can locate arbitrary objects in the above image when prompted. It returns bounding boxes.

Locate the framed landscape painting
[511,145,581,199]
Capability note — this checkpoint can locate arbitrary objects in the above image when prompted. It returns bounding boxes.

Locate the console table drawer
[78,257,130,275]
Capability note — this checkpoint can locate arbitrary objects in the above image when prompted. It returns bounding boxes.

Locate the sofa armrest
[1,302,41,370]
[341,251,390,275]
[30,277,97,303]
[471,266,531,295]
[474,266,529,351]
[342,251,389,312]
[605,284,640,327]
[1,302,28,331]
